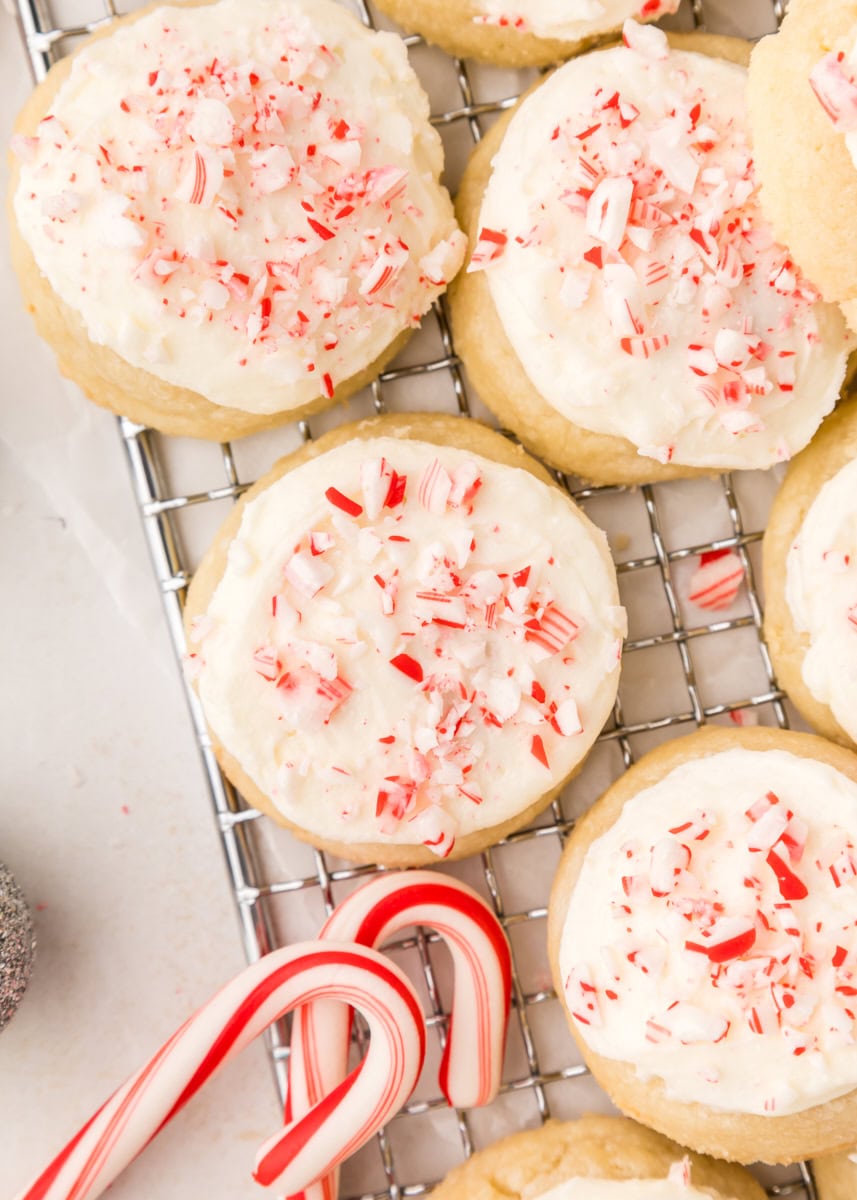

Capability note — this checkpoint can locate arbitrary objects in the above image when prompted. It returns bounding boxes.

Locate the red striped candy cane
[288,872,512,1200]
[15,942,426,1200]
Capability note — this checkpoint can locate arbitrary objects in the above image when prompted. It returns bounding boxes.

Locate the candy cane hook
[15,942,426,1200]
[288,872,512,1200]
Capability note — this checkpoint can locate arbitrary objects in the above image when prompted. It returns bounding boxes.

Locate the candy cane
[288,872,512,1200]
[15,942,426,1200]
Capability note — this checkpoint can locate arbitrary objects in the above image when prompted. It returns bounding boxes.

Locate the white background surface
[0,10,282,1196]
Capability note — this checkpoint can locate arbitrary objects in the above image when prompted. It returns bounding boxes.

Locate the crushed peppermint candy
[687,548,745,612]
[470,31,847,467]
[196,438,625,858]
[810,51,857,133]
[257,453,588,849]
[666,1157,692,1188]
[560,747,857,1114]
[12,0,466,415]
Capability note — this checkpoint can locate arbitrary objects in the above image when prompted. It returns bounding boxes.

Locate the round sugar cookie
[763,398,857,750]
[548,726,857,1164]
[813,1150,857,1200]
[9,0,465,440]
[450,29,850,485]
[184,413,625,865]
[748,0,857,334]
[428,1116,765,1200]
[372,0,680,69]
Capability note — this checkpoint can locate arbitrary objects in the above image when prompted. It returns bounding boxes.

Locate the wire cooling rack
[12,0,822,1196]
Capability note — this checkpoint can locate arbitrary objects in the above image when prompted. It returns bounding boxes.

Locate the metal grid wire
[12,0,820,1196]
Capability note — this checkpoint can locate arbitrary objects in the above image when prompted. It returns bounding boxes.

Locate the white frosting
[474,0,679,41]
[784,457,857,744]
[191,436,625,855]
[473,39,848,470]
[13,0,464,415]
[535,1179,725,1200]
[559,748,857,1115]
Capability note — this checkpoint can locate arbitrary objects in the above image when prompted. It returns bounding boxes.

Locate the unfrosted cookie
[813,1150,857,1200]
[373,0,679,69]
[9,0,465,440]
[184,413,625,865]
[548,726,857,1164]
[451,27,850,485]
[748,0,857,334]
[763,399,857,750]
[428,1116,765,1200]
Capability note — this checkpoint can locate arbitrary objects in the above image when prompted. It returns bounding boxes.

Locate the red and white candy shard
[287,871,513,1200]
[810,50,857,135]
[192,436,625,856]
[470,30,848,469]
[559,747,857,1115]
[471,0,679,40]
[11,0,465,416]
[14,942,425,1200]
[687,548,744,612]
[785,457,857,745]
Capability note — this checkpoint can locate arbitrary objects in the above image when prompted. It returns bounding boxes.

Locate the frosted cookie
[813,1150,857,1200]
[9,0,465,441]
[428,1116,765,1200]
[748,1,857,334]
[373,0,679,69]
[548,726,857,1164]
[184,414,625,866]
[763,399,857,750]
[451,26,850,485]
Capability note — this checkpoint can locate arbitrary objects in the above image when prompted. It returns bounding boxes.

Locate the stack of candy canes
[14,873,511,1200]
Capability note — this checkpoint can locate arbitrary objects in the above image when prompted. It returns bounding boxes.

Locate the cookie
[748,0,857,333]
[428,1116,766,1200]
[372,0,679,69]
[763,398,857,750]
[9,0,465,440]
[184,413,625,866]
[813,1150,857,1200]
[451,27,850,484]
[548,726,857,1163]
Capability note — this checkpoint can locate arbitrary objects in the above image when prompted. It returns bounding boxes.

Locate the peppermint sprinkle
[687,549,745,612]
[390,652,424,683]
[325,487,363,517]
[810,52,857,133]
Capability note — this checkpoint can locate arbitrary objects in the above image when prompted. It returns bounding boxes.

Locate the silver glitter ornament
[0,861,36,1032]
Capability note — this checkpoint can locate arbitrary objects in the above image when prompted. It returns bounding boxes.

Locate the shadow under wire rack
[12,0,818,1196]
